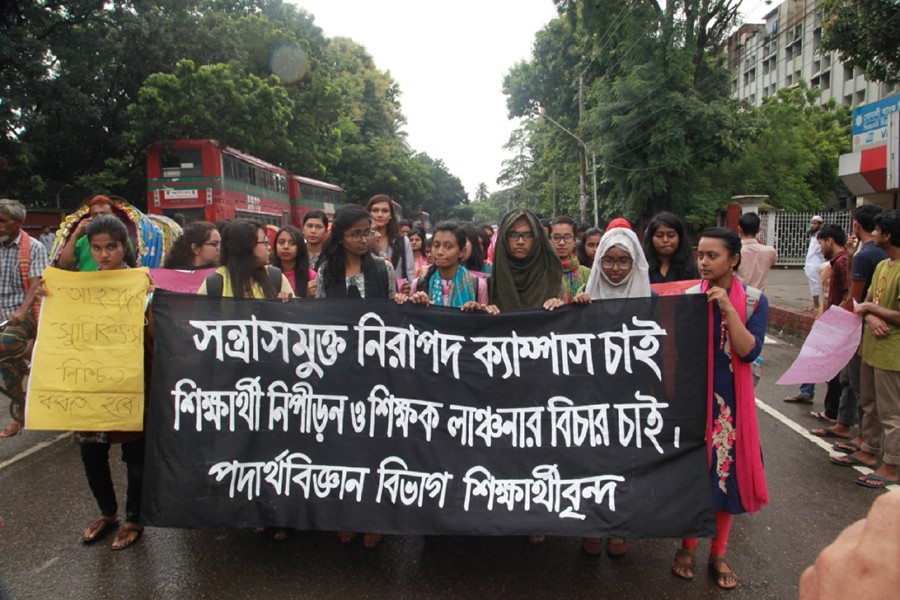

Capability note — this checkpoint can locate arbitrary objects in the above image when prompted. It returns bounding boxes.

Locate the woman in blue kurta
[671,227,769,590]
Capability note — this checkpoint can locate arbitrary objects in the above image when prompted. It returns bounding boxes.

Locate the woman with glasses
[642,212,699,284]
[197,219,292,300]
[162,221,221,270]
[549,216,591,302]
[315,205,395,548]
[578,226,652,558]
[490,208,566,314]
[367,194,414,292]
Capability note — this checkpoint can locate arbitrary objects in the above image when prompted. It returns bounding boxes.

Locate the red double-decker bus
[146,139,342,226]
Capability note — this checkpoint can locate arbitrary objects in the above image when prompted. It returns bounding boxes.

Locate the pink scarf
[701,278,768,514]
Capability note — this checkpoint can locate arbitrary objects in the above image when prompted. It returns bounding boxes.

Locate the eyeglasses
[506,231,535,241]
[345,229,375,240]
[204,241,221,248]
[600,256,634,269]
[256,239,270,246]
[550,234,575,243]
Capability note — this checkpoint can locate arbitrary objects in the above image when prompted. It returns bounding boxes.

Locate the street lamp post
[526,108,597,226]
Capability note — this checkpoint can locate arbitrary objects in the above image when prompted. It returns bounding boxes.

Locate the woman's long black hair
[220,219,276,299]
[271,225,311,297]
[459,222,485,272]
[86,214,137,268]
[642,212,699,279]
[164,221,217,269]
[575,226,602,268]
[319,205,374,288]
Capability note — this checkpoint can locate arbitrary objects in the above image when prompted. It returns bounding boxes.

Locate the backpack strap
[266,266,283,294]
[204,272,224,298]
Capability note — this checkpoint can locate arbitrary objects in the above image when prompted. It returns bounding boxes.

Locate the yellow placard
[25,267,149,431]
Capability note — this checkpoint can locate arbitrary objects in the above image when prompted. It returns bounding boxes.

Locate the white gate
[758,211,853,266]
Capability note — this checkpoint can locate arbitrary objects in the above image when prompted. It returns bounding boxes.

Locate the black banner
[143,292,714,538]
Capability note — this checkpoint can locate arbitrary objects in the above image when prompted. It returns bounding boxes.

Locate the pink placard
[776,306,863,385]
[150,268,215,294]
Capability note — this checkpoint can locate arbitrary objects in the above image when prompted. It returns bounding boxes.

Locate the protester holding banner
[162,221,221,270]
[367,194,414,292]
[577,225,652,557]
[302,210,329,270]
[401,221,493,312]
[271,225,316,298]
[316,204,396,547]
[489,208,565,316]
[197,219,292,300]
[74,214,149,550]
[643,212,699,285]
[671,227,769,590]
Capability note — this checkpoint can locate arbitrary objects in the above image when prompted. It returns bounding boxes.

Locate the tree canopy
[1,0,468,214]
[821,0,900,85]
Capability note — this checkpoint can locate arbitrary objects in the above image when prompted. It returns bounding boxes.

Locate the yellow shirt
[197,266,293,298]
[861,259,900,372]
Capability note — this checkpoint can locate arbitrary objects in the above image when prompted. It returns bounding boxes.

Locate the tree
[821,0,900,84]
[474,183,489,204]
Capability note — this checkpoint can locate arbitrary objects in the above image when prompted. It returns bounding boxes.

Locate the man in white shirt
[804,215,825,310]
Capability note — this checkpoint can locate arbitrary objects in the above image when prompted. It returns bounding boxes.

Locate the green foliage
[0,0,469,219]
[821,0,900,84]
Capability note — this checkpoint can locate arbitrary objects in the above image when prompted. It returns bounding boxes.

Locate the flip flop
[856,474,899,489]
[783,394,813,404]
[830,454,873,468]
[832,440,862,454]
[810,411,837,423]
[810,427,850,439]
[111,523,143,550]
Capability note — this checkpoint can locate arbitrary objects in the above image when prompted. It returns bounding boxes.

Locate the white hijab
[584,227,652,299]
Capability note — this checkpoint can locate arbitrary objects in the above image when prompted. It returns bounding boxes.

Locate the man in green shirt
[836,210,900,489]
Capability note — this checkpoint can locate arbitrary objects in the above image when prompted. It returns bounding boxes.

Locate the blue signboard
[853,94,900,149]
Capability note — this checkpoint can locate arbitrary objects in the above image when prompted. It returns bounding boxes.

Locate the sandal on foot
[362,533,383,549]
[810,411,836,423]
[708,556,738,589]
[0,420,21,438]
[832,440,862,454]
[783,394,813,404]
[273,529,288,541]
[671,548,696,580]
[82,515,118,544]
[810,426,850,439]
[830,454,874,468]
[581,537,603,556]
[856,474,899,489]
[607,537,628,557]
[111,523,143,550]
[336,531,357,544]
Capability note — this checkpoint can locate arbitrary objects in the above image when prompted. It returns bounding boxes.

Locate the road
[0,313,887,599]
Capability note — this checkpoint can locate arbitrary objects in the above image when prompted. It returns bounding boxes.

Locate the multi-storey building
[725,0,899,209]
[726,0,897,108]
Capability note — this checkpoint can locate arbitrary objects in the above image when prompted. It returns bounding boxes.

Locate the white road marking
[764,335,780,345]
[29,557,59,575]
[0,432,69,472]
[755,399,873,476]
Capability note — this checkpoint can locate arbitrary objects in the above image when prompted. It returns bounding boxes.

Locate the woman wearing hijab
[490,208,566,313]
[579,226,651,558]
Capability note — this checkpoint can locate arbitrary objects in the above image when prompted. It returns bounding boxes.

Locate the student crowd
[1,193,898,591]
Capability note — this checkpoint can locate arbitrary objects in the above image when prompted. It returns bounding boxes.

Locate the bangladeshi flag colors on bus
[142,292,713,538]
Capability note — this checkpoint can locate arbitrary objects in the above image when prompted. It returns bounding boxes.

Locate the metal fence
[758,210,853,266]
